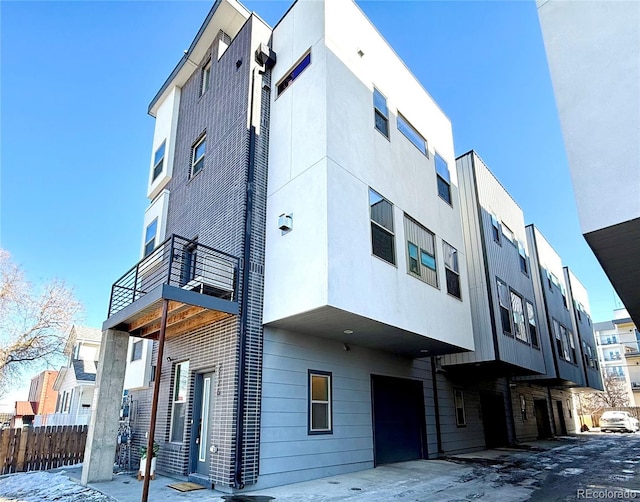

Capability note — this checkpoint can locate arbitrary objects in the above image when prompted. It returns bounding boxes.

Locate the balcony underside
[442,360,546,379]
[264,305,471,359]
[103,284,238,340]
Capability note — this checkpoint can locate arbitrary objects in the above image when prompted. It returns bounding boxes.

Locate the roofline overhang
[148,0,251,117]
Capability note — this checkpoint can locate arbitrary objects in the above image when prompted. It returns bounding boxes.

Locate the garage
[371,375,427,465]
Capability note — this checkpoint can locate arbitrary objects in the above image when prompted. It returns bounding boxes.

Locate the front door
[191,371,216,478]
[534,399,552,439]
[479,391,509,448]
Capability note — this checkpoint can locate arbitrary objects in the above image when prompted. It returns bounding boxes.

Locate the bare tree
[0,250,82,398]
[578,375,630,416]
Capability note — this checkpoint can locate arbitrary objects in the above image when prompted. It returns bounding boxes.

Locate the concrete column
[81,329,129,485]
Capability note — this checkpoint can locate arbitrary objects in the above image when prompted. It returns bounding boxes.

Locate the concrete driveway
[2,433,639,501]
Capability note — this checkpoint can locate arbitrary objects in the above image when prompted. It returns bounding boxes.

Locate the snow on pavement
[0,471,115,502]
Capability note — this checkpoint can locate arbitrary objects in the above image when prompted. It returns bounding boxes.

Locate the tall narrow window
[144,218,158,257]
[553,319,563,359]
[435,153,451,204]
[373,88,389,138]
[277,51,311,96]
[191,134,206,177]
[560,284,568,309]
[404,215,438,288]
[170,361,190,442]
[518,241,528,275]
[568,331,577,363]
[397,113,428,156]
[520,395,527,422]
[131,340,143,361]
[201,59,212,95]
[309,370,332,434]
[526,301,539,348]
[369,189,395,265]
[560,325,570,362]
[152,141,166,182]
[454,389,466,426]
[443,241,460,298]
[491,213,501,243]
[497,279,512,335]
[511,291,528,343]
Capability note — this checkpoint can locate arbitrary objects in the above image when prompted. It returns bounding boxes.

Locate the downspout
[234,59,263,490]
[430,357,444,455]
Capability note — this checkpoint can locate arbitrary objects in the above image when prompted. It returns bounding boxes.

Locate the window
[201,59,211,95]
[170,361,190,442]
[131,340,143,362]
[510,291,528,343]
[309,370,332,434]
[568,330,577,363]
[152,141,166,182]
[373,87,389,138]
[560,325,570,362]
[553,319,563,359]
[497,279,512,335]
[501,224,515,244]
[491,213,501,243]
[560,284,568,309]
[144,218,158,257]
[566,398,573,418]
[520,395,527,422]
[443,241,461,299]
[191,135,206,177]
[435,153,451,204]
[404,215,438,288]
[526,301,539,348]
[369,189,395,265]
[277,51,311,96]
[397,113,428,156]
[454,389,466,426]
[518,241,528,275]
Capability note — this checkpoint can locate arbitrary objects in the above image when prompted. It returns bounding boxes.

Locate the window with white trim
[454,389,466,426]
[397,113,428,156]
[170,361,190,442]
[309,370,332,434]
[443,241,460,299]
[404,215,437,288]
[369,188,395,265]
[435,153,451,204]
[191,134,206,177]
[501,224,515,244]
[152,140,166,182]
[373,87,389,138]
[131,340,143,362]
[144,218,158,257]
[510,291,528,343]
[497,279,512,335]
[201,59,211,95]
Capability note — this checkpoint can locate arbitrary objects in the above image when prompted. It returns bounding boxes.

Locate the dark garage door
[371,375,426,465]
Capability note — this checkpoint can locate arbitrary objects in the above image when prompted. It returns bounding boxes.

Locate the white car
[600,411,640,433]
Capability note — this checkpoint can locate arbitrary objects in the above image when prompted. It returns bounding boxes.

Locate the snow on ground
[0,471,115,502]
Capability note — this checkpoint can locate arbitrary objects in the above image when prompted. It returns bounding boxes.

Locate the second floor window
[152,140,166,182]
[435,153,451,205]
[369,189,395,265]
[404,215,437,288]
[497,279,512,335]
[144,218,158,257]
[443,241,461,299]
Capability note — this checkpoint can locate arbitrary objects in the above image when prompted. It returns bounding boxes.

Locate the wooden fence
[0,425,88,474]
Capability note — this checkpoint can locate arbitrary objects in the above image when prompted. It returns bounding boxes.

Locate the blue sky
[1,1,619,367]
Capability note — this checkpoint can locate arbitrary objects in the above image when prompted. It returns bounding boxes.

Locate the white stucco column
[81,329,129,485]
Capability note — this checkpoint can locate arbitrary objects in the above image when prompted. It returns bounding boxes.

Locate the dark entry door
[556,401,567,435]
[190,372,216,477]
[371,375,426,465]
[480,391,509,448]
[534,399,552,439]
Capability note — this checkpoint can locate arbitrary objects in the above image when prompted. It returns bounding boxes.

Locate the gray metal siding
[441,153,495,366]
[256,328,436,490]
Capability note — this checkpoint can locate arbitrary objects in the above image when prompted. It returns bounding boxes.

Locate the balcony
[632,382,640,389]
[104,235,240,339]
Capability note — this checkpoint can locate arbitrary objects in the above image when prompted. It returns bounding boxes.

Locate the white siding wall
[123,338,153,391]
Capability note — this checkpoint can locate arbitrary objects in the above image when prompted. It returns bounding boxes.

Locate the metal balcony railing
[108,235,239,318]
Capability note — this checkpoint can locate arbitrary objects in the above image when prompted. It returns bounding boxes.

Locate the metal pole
[141,299,169,502]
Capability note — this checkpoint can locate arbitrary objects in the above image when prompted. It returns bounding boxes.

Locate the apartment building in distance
[595,309,640,406]
[83,0,603,493]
